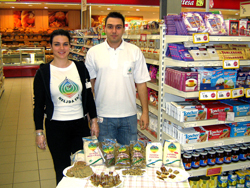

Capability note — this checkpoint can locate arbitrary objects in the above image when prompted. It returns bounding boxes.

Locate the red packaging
[193,127,209,142]
[201,124,231,140]
[205,103,233,119]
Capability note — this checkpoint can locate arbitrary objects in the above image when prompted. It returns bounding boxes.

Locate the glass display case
[2,47,45,66]
[2,47,45,77]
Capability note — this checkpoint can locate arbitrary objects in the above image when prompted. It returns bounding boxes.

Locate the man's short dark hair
[105,12,125,27]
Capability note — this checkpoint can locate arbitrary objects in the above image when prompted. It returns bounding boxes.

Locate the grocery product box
[205,103,233,119]
[227,123,248,137]
[201,124,231,140]
[220,100,250,117]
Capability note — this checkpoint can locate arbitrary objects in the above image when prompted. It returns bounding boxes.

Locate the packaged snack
[189,177,200,188]
[115,144,131,169]
[228,171,237,186]
[218,172,228,188]
[99,139,116,167]
[199,176,210,188]
[163,140,181,166]
[209,175,218,188]
[201,124,231,140]
[130,141,146,168]
[204,14,228,35]
[236,170,246,185]
[82,136,103,166]
[146,142,163,167]
[223,70,237,89]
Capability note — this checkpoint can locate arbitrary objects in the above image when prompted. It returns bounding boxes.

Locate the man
[85,12,150,145]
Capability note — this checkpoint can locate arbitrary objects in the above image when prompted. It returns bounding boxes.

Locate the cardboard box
[201,124,231,140]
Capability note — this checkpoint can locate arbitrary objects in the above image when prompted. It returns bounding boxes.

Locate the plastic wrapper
[115,144,131,169]
[130,140,146,168]
[99,139,116,167]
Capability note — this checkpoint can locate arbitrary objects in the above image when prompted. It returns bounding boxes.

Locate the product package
[163,140,181,167]
[204,14,228,35]
[146,142,163,168]
[99,139,116,167]
[130,140,146,168]
[201,124,231,140]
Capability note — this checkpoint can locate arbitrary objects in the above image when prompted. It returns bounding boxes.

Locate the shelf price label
[245,88,250,98]
[199,90,217,100]
[214,141,224,147]
[232,87,244,98]
[193,33,209,44]
[223,59,240,69]
[206,167,222,176]
[217,90,231,99]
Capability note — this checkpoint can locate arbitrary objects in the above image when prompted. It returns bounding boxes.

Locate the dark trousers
[45,117,90,184]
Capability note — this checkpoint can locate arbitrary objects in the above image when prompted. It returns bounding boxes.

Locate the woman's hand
[90,118,99,137]
[36,130,47,150]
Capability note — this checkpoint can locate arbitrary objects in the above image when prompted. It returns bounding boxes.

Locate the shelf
[84,45,93,48]
[2,39,49,42]
[162,132,250,150]
[137,124,157,142]
[163,112,250,128]
[136,98,158,116]
[71,43,85,47]
[0,85,4,98]
[70,50,85,56]
[147,82,158,91]
[145,58,159,65]
[164,84,199,98]
[187,160,250,177]
[164,57,250,67]
[165,35,250,43]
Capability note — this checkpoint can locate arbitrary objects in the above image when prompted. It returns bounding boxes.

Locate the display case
[2,47,45,77]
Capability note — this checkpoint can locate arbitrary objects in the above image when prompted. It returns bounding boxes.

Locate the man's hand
[139,112,149,130]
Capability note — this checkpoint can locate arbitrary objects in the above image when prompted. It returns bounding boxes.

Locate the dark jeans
[45,117,90,184]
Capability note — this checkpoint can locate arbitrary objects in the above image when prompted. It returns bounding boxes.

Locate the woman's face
[51,35,70,60]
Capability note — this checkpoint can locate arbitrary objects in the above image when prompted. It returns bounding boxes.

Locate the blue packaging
[220,100,250,117]
[224,70,237,89]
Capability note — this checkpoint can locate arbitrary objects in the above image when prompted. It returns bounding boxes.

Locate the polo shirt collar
[105,39,125,50]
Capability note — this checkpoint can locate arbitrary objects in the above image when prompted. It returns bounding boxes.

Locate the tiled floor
[0,77,57,188]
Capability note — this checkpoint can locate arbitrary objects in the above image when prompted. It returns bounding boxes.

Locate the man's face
[105,17,125,45]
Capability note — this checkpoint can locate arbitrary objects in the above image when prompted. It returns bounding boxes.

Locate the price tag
[235,138,244,144]
[193,33,209,44]
[245,88,250,98]
[227,112,235,122]
[214,141,224,147]
[183,145,194,151]
[206,167,222,176]
[199,91,217,100]
[140,34,147,42]
[238,117,247,122]
[217,90,231,99]
[185,123,197,128]
[232,87,244,98]
[223,59,240,69]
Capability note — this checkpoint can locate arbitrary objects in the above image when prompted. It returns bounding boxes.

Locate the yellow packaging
[189,177,200,188]
[199,176,210,188]
[163,140,181,166]
[236,170,246,184]
[216,50,245,56]
[245,48,250,59]
[209,176,218,188]
[214,44,229,50]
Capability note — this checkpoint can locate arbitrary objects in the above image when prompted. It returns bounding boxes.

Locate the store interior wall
[0,10,81,30]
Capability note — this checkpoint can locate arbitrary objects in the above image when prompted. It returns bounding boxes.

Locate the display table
[57,166,190,188]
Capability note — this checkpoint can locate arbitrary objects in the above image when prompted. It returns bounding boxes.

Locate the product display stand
[0,34,5,97]
[160,24,250,177]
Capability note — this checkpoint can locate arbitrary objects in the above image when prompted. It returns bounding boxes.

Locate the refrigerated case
[2,47,45,77]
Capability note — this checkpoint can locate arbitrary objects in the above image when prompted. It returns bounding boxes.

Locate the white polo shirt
[85,40,150,118]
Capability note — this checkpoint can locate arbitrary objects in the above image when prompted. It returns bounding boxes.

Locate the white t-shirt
[50,62,83,120]
[85,40,150,118]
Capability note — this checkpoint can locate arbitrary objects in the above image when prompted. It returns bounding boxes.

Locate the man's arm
[90,78,96,94]
[136,82,149,130]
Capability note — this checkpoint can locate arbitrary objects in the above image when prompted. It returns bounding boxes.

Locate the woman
[33,29,99,184]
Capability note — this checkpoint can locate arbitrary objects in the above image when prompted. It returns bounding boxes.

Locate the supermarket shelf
[123,35,160,40]
[165,35,250,43]
[72,36,98,39]
[136,98,158,116]
[84,45,93,48]
[147,82,159,91]
[162,132,250,150]
[2,39,49,42]
[71,43,84,47]
[163,84,199,98]
[164,57,250,67]
[70,50,85,56]
[137,124,157,142]
[163,112,250,128]
[146,58,159,66]
[187,160,250,177]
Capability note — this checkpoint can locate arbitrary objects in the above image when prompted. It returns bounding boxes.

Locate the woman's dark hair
[50,29,71,45]
[105,12,125,27]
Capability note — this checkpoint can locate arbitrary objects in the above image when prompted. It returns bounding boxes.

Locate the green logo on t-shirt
[59,77,79,98]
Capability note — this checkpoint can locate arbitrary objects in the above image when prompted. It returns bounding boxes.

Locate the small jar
[229,144,236,148]
[224,148,232,164]
[181,150,184,159]
[236,144,243,147]
[185,150,193,154]
[200,151,208,167]
[232,147,240,163]
[195,149,204,153]
[247,146,250,160]
[221,146,229,150]
[216,149,224,165]
[208,150,216,166]
[191,152,200,169]
[239,146,248,161]
[183,154,192,171]
[213,147,221,150]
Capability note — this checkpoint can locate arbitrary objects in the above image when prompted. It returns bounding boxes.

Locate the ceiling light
[98,6,101,7]
[136,9,140,11]
[127,12,130,13]
[28,5,33,6]
[107,8,111,10]
[44,7,48,9]
[130,7,133,8]
[235,13,239,15]
[11,6,15,8]
[64,5,68,7]
[153,13,156,14]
